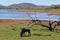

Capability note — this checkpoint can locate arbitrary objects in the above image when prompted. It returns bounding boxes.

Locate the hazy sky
[0,0,60,6]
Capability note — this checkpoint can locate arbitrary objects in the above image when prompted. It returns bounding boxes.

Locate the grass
[0,25,60,40]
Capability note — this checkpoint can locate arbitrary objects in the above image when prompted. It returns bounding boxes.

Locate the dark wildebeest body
[20,28,31,37]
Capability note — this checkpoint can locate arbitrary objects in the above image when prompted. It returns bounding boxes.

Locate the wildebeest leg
[28,30,31,36]
[20,31,23,37]
[20,30,25,37]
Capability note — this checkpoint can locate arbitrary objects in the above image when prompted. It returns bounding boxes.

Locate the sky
[0,0,60,6]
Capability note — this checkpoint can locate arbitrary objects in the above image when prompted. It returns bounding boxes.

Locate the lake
[0,10,60,21]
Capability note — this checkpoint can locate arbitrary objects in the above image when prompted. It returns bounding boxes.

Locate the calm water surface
[0,10,60,21]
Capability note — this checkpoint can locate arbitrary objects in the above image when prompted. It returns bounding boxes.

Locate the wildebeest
[20,28,31,37]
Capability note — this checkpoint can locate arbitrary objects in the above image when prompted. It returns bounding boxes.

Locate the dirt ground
[48,12,60,16]
[0,20,57,27]
[0,20,32,26]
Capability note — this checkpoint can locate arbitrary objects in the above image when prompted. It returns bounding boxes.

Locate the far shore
[9,9,60,16]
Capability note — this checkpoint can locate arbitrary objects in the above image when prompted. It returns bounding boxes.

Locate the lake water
[0,10,60,21]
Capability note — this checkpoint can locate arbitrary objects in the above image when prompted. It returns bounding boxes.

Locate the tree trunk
[49,20,53,31]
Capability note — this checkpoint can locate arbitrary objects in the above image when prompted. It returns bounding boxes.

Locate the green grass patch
[0,25,60,40]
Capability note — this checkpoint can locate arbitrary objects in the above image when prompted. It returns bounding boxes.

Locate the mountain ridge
[0,3,60,9]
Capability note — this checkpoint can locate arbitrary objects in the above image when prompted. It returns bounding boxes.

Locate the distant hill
[8,3,48,9]
[9,3,37,8]
[0,3,60,9]
[0,5,7,9]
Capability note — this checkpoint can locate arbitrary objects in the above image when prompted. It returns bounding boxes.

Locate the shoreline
[0,19,56,27]
[9,9,60,16]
